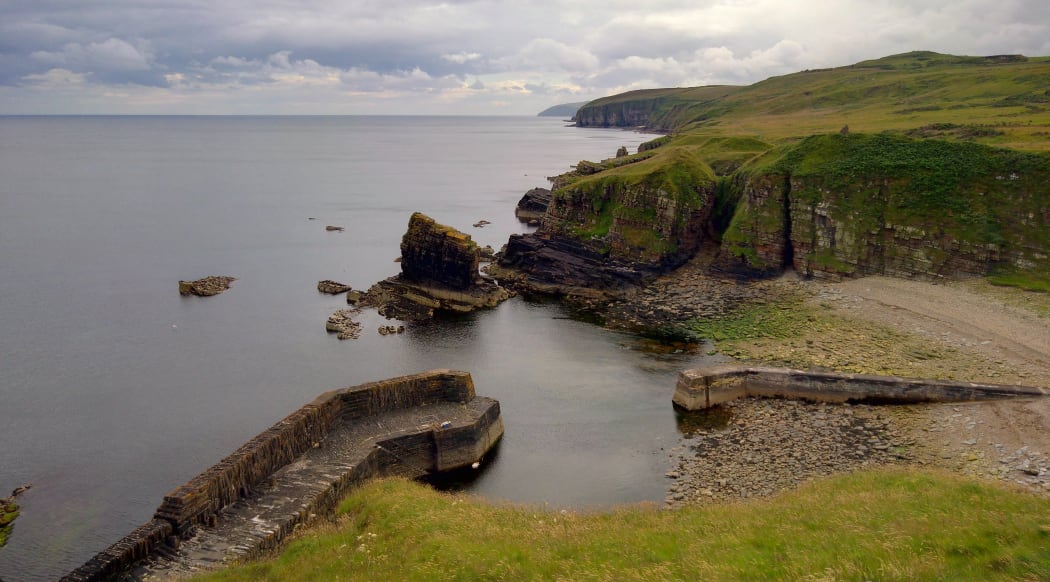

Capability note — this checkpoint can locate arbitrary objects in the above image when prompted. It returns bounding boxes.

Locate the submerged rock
[317,280,352,294]
[364,213,512,321]
[178,276,236,297]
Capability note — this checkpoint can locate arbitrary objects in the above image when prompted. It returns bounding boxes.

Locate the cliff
[495,148,717,294]
[573,86,739,131]
[504,52,1050,295]
[537,102,588,117]
[717,133,1050,279]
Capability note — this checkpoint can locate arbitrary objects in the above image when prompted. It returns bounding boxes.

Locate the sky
[1,0,1048,115]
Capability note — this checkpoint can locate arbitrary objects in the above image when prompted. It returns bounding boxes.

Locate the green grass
[987,269,1050,293]
[193,469,1050,581]
[687,297,810,343]
[580,51,1050,152]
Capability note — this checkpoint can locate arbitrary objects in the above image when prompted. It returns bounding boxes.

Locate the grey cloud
[1,0,1048,113]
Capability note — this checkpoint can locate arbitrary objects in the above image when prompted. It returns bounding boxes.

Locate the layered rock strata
[365,213,511,320]
[494,149,717,298]
[717,134,1050,280]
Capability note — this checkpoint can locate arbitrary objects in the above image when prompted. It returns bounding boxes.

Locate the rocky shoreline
[666,398,909,507]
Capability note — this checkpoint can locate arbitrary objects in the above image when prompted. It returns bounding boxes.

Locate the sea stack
[363,213,512,320]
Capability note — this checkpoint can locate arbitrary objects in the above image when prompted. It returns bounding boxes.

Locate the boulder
[514,187,552,222]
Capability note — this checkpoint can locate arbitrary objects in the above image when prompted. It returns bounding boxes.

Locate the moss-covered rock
[0,497,19,548]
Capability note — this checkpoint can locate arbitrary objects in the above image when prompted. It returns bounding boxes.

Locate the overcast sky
[1,0,1048,115]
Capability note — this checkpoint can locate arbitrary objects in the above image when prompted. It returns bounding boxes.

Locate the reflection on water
[674,406,735,435]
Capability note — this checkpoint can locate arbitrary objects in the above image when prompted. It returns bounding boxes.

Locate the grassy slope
[582,51,1050,153]
[196,471,1049,581]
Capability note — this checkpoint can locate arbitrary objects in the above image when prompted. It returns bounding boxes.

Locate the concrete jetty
[674,364,1048,410]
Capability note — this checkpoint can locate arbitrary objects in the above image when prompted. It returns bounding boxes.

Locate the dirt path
[821,276,1050,386]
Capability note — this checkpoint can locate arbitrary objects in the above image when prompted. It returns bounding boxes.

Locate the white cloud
[443,52,482,64]
[512,38,600,73]
[21,68,88,87]
[30,38,153,72]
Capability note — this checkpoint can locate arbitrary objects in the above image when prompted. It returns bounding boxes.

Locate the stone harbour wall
[674,364,1048,410]
[63,369,501,582]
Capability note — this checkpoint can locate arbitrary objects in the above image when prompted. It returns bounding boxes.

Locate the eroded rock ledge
[365,213,511,320]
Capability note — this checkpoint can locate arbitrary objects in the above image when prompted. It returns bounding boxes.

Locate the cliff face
[573,99,665,128]
[497,149,717,293]
[400,212,479,290]
[718,134,1050,279]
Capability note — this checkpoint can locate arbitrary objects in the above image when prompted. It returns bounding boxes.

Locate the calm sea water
[0,116,717,580]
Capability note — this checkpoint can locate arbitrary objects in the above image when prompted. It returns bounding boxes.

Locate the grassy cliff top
[580,51,1050,152]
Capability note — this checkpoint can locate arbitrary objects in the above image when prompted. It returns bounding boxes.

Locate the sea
[0,115,718,580]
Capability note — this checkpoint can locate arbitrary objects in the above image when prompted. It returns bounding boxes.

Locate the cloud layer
[2,0,1048,114]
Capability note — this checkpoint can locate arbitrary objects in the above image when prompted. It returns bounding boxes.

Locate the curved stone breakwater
[63,370,503,581]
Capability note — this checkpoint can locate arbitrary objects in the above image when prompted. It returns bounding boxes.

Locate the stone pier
[64,370,503,581]
[673,364,1048,410]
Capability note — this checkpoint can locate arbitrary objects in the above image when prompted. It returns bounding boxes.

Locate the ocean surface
[0,115,717,580]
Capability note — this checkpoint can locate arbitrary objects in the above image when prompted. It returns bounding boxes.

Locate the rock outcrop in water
[365,213,511,320]
[317,280,352,294]
[514,187,552,222]
[178,276,236,297]
[492,148,718,298]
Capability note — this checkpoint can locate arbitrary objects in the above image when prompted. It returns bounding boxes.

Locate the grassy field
[585,52,1050,154]
[194,470,1049,581]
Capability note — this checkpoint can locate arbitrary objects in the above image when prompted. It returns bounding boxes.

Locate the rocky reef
[317,280,352,294]
[0,485,29,548]
[716,134,1050,280]
[178,276,236,297]
[494,148,717,297]
[365,213,511,320]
